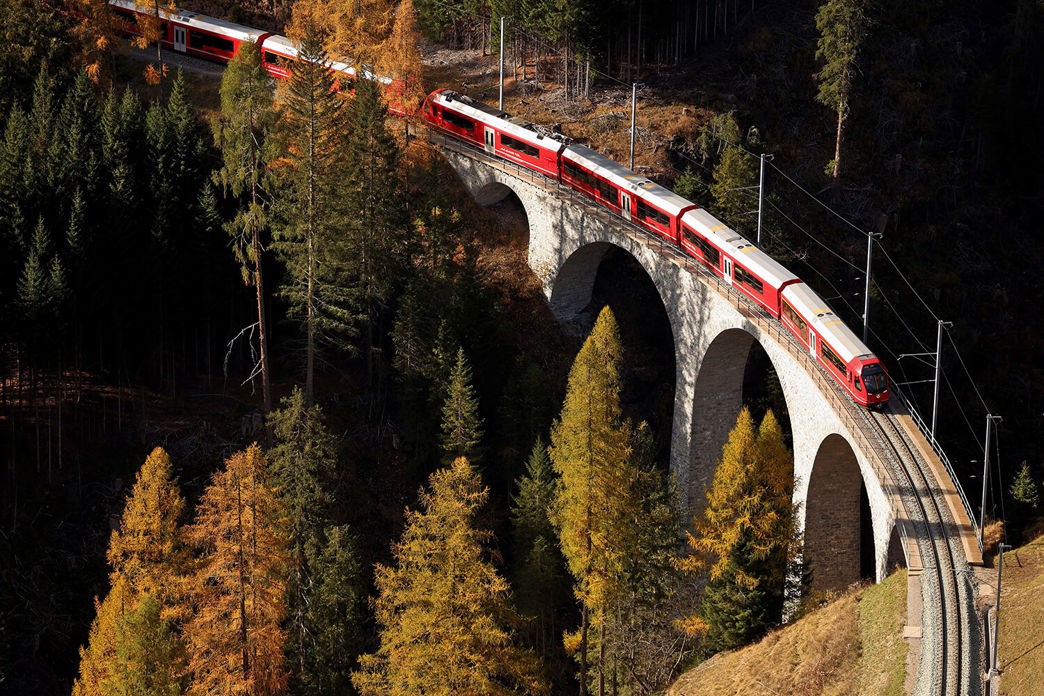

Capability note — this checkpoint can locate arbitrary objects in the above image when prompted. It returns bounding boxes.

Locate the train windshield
[861,364,888,394]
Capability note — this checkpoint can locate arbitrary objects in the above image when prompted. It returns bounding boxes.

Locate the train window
[189,31,234,54]
[781,300,807,334]
[734,264,764,294]
[430,103,437,116]
[442,109,475,132]
[264,51,288,68]
[861,365,887,393]
[564,160,589,185]
[500,133,540,158]
[595,179,615,202]
[636,199,669,227]
[854,375,863,392]
[682,226,721,267]
[821,341,846,374]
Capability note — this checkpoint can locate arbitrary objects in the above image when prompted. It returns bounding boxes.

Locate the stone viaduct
[427,131,984,696]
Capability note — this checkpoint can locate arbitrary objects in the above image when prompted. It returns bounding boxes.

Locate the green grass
[998,533,1044,696]
[857,571,908,696]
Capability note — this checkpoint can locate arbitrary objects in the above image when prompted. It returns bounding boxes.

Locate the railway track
[427,129,981,694]
[862,404,972,696]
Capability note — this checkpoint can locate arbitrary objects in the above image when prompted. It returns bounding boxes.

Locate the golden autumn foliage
[67,0,125,86]
[679,408,797,641]
[182,445,290,696]
[352,457,546,696]
[288,0,394,68]
[107,447,186,611]
[377,0,425,112]
[71,575,136,696]
[73,448,188,696]
[548,306,635,612]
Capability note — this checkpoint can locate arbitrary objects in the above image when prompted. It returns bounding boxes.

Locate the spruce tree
[511,438,566,658]
[1009,462,1040,520]
[183,445,290,696]
[304,524,364,695]
[273,26,354,401]
[549,306,635,695]
[815,0,869,182]
[710,145,757,238]
[213,40,279,412]
[352,457,546,696]
[267,386,338,688]
[441,347,484,462]
[339,77,408,394]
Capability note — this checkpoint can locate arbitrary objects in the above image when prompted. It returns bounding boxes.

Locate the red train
[421,88,889,408]
[106,0,411,113]
[103,1,888,407]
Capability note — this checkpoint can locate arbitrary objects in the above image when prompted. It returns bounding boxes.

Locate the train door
[483,127,495,155]
[620,192,632,221]
[724,257,734,285]
[808,330,816,355]
[173,26,186,53]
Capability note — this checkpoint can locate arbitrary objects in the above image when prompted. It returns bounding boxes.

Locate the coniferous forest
[1,0,1043,694]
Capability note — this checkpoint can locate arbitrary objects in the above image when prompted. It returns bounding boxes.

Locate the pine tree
[815,0,869,182]
[303,524,365,695]
[183,445,290,696]
[510,438,566,657]
[214,40,278,412]
[352,457,546,696]
[267,386,339,688]
[710,145,757,237]
[18,217,51,323]
[680,408,797,652]
[273,26,354,400]
[548,306,635,695]
[441,347,484,462]
[339,77,408,395]
[673,166,709,205]
[1009,462,1040,519]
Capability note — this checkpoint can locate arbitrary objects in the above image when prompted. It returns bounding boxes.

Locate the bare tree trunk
[252,208,272,414]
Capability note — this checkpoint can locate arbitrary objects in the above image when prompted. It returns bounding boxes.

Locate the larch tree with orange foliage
[132,0,176,63]
[182,445,290,696]
[67,0,124,86]
[352,457,546,696]
[679,408,800,653]
[287,0,396,70]
[72,447,188,696]
[377,0,426,114]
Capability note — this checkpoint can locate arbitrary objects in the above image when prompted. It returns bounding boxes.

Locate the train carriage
[560,145,697,242]
[679,208,800,314]
[780,283,889,406]
[421,90,567,178]
[109,0,267,61]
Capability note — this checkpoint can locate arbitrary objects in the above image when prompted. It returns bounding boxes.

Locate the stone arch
[472,181,514,206]
[547,242,614,329]
[685,327,798,507]
[884,523,906,577]
[804,433,872,592]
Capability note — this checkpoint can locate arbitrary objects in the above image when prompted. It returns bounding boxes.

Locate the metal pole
[979,414,1002,546]
[499,16,505,111]
[862,232,880,344]
[630,83,637,170]
[757,153,765,248]
[992,542,1009,679]
[931,320,951,444]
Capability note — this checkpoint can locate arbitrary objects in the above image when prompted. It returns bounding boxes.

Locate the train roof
[434,90,570,151]
[563,144,696,217]
[681,208,798,289]
[259,35,357,75]
[781,283,874,364]
[119,0,269,44]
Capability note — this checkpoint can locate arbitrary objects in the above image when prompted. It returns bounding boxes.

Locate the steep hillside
[998,533,1044,696]
[668,571,907,696]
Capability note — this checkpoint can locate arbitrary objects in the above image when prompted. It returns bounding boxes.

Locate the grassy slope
[998,533,1044,696]
[667,571,907,696]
